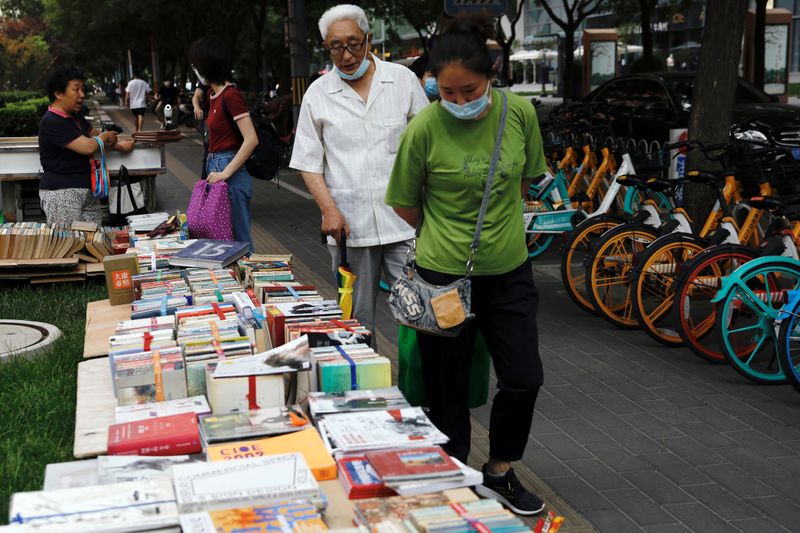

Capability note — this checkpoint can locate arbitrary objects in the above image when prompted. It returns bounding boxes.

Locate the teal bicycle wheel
[715,261,800,384]
[525,196,556,259]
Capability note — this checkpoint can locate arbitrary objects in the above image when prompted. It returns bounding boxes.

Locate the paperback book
[172,454,320,513]
[337,456,396,500]
[199,405,310,445]
[179,500,327,533]
[307,387,410,418]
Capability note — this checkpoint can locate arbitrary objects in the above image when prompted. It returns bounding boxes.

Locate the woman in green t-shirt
[385,13,547,517]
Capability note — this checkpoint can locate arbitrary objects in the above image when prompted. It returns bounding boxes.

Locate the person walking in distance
[124,71,151,132]
[290,4,428,340]
[385,12,547,517]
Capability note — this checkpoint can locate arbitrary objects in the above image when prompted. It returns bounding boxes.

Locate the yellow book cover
[206,427,336,481]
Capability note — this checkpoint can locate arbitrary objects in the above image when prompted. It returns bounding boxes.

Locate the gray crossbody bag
[388,91,509,337]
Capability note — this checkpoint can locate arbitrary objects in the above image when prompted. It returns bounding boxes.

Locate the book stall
[3,213,566,533]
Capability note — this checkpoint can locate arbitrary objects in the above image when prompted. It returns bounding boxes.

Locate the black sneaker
[475,465,546,516]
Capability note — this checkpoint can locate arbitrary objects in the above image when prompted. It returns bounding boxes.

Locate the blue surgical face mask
[424,77,439,100]
[336,53,371,81]
[440,81,492,120]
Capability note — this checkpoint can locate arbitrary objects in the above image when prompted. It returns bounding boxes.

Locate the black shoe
[475,465,546,516]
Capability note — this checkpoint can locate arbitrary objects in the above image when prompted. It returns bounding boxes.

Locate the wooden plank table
[83,299,131,358]
[73,357,115,458]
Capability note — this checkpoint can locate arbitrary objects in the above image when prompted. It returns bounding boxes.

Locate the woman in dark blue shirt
[38,66,134,225]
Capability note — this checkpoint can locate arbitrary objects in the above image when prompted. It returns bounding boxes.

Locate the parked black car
[551,72,800,144]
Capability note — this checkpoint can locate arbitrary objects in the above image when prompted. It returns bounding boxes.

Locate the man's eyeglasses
[325,36,367,57]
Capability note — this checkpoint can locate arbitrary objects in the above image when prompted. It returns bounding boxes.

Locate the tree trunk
[753,0,767,90]
[684,0,747,220]
[639,0,653,59]
[562,29,576,101]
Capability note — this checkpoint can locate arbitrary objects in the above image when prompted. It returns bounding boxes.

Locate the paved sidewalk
[110,105,800,532]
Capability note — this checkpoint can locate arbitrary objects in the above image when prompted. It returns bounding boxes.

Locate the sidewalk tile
[671,422,738,448]
[728,516,791,533]
[644,525,692,533]
[716,447,786,477]
[601,427,666,455]
[646,386,710,408]
[637,399,702,425]
[589,391,645,415]
[560,372,613,395]
[580,508,644,533]
[551,418,613,444]
[547,385,597,407]
[563,459,632,491]
[640,452,711,485]
[544,476,615,510]
[601,488,676,527]
[760,474,800,502]
[659,436,727,466]
[662,502,735,533]
[721,429,797,458]
[537,395,581,421]
[533,432,593,462]
[696,465,777,499]
[600,378,660,402]
[619,412,684,440]
[685,405,749,431]
[622,471,694,505]
[571,403,629,429]
[523,444,577,479]
[681,483,762,520]
[733,414,800,442]
[583,441,651,473]
[744,495,800,530]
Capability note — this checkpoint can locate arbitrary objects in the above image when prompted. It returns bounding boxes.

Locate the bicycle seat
[685,170,726,185]
[615,175,646,188]
[644,177,675,193]
[743,196,784,211]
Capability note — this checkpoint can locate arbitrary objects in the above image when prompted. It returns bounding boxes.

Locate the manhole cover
[0,320,61,360]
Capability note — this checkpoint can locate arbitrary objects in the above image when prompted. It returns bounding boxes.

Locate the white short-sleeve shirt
[125,78,151,109]
[290,56,429,247]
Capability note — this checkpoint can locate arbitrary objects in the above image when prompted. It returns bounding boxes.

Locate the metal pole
[288,0,310,124]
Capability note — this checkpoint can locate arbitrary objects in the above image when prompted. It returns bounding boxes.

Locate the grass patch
[0,280,107,524]
[789,82,800,97]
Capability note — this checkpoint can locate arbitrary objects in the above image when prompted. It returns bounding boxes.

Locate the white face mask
[440,81,491,120]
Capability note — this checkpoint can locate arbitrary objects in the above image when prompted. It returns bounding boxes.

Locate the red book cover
[337,456,396,500]
[365,446,460,482]
[107,412,201,456]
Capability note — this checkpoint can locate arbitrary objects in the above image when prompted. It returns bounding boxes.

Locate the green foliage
[0,15,51,90]
[0,281,107,524]
[0,89,44,104]
[0,96,48,136]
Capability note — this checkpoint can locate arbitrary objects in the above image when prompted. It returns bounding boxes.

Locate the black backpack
[220,86,282,181]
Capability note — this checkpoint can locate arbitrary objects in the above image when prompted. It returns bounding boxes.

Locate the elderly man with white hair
[290,3,428,342]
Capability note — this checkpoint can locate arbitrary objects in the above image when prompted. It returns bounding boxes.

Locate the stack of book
[318,407,448,457]
[131,294,192,319]
[0,221,112,260]
[9,479,180,531]
[337,455,398,500]
[365,447,482,496]
[198,404,310,447]
[266,300,343,346]
[287,319,372,347]
[111,346,188,405]
[352,491,477,530]
[132,269,185,291]
[172,453,322,513]
[127,212,170,232]
[307,387,411,422]
[312,344,392,393]
[115,395,211,423]
[108,328,177,358]
[180,500,327,533]
[43,455,199,490]
[113,315,174,336]
[260,281,323,304]
[107,411,201,456]
[186,268,243,305]
[135,278,191,301]
[237,254,293,288]
[408,499,531,532]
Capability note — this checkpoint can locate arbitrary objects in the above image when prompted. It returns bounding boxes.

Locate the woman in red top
[189,36,259,251]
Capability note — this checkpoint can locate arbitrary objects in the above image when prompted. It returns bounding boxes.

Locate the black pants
[416,261,543,464]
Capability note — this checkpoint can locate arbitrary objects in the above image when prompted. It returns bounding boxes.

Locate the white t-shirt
[125,78,151,109]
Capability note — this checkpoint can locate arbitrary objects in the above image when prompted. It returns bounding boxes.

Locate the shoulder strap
[218,86,244,143]
[465,90,508,277]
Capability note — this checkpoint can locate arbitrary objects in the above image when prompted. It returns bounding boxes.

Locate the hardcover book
[179,501,327,533]
[365,446,460,482]
[168,239,250,269]
[107,412,202,456]
[172,454,320,513]
[337,456,396,500]
[206,427,336,481]
[9,479,178,532]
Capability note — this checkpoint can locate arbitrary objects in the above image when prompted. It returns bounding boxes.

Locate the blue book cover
[168,239,249,269]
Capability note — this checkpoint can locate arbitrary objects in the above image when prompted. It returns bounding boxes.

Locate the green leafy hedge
[0,97,49,137]
[0,91,45,105]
